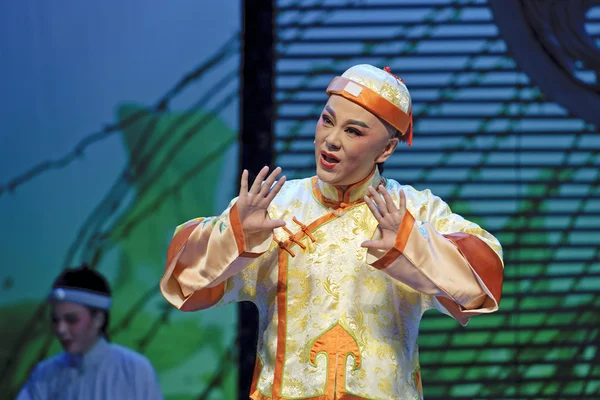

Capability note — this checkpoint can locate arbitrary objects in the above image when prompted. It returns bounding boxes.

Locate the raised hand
[360,185,406,251]
[237,166,287,235]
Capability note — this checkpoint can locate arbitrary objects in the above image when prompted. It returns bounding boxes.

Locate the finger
[360,239,387,249]
[264,175,286,203]
[367,186,388,216]
[259,166,282,197]
[364,195,383,222]
[263,219,286,231]
[379,185,398,214]
[399,189,406,213]
[249,166,269,194]
[239,169,249,198]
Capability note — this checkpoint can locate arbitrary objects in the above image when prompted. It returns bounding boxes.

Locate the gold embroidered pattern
[218,172,505,400]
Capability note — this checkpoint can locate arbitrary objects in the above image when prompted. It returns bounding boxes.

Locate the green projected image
[0,2,241,400]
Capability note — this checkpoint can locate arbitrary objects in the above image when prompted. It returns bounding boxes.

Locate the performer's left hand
[361,185,406,251]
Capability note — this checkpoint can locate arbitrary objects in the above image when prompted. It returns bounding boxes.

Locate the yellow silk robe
[160,168,504,400]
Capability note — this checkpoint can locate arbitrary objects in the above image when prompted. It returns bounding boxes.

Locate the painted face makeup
[314,95,398,187]
[51,302,103,354]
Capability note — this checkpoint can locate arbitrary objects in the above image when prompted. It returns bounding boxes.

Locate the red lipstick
[320,151,340,169]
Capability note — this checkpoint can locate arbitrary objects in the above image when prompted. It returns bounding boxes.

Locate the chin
[317,170,349,186]
[60,340,85,354]
[63,344,80,354]
[316,167,337,184]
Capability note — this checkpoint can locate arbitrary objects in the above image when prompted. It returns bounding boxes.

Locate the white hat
[326,64,413,146]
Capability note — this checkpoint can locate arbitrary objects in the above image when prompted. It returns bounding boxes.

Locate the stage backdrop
[0,1,241,399]
[272,0,600,399]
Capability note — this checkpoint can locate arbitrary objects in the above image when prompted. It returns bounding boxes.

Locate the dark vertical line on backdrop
[515,61,524,399]
[238,0,275,399]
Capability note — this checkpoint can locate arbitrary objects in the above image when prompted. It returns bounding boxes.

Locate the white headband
[48,287,112,310]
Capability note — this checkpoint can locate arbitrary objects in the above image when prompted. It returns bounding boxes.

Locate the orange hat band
[326,76,413,146]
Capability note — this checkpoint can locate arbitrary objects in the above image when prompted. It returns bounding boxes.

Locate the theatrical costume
[16,337,163,400]
[17,267,163,400]
[160,65,504,400]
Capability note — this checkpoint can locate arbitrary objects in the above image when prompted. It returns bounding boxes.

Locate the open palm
[361,185,406,251]
[237,166,287,236]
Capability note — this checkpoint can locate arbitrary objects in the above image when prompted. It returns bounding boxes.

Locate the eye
[65,315,80,325]
[346,127,363,136]
[322,115,333,125]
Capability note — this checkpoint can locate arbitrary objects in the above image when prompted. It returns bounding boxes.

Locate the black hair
[51,264,112,339]
[377,121,407,175]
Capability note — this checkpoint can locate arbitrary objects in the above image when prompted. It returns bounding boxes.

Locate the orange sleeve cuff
[434,233,504,325]
[163,220,226,311]
[229,202,246,254]
[442,232,504,305]
[177,282,226,312]
[166,221,202,272]
[229,202,271,259]
[371,211,415,270]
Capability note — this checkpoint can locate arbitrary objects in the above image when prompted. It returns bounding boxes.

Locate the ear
[91,311,105,332]
[375,137,399,164]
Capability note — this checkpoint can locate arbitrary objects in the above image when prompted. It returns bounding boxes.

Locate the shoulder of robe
[109,343,155,370]
[385,178,439,205]
[271,177,312,202]
[26,353,69,381]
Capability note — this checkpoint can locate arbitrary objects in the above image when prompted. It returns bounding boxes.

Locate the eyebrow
[325,105,336,118]
[52,312,77,319]
[324,105,370,128]
[347,119,370,128]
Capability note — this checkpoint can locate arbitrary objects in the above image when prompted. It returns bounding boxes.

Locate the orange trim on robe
[272,249,288,399]
[370,211,415,270]
[309,324,361,400]
[437,232,504,319]
[230,203,269,259]
[311,177,346,210]
[161,167,504,400]
[251,391,368,400]
[341,167,378,204]
[176,281,225,312]
[168,222,226,311]
[250,356,263,396]
[311,167,384,210]
[272,211,339,398]
[366,208,503,326]
[415,369,423,399]
[443,232,504,304]
[229,202,246,254]
[167,223,199,268]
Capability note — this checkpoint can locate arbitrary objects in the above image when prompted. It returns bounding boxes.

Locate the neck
[314,166,384,207]
[81,336,102,355]
[66,336,108,370]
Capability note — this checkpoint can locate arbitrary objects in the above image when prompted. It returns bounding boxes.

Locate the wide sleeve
[160,198,273,312]
[367,187,504,326]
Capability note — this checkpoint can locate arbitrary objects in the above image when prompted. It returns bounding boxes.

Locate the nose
[54,320,69,337]
[325,127,342,150]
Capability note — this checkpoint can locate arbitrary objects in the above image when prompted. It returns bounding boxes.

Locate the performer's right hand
[237,166,287,236]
